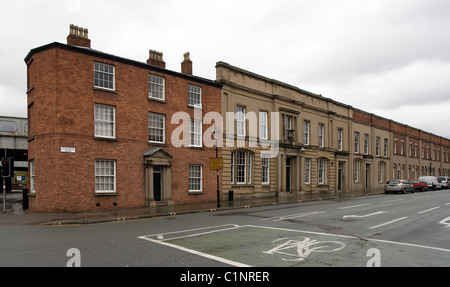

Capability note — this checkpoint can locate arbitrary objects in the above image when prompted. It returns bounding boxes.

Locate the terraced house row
[24,25,450,212]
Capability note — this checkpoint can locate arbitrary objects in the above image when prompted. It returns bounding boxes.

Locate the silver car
[384,179,415,194]
[437,176,450,189]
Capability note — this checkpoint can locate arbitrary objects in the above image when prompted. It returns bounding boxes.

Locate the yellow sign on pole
[210,158,223,170]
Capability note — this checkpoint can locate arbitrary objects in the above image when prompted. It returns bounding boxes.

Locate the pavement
[0,190,381,226]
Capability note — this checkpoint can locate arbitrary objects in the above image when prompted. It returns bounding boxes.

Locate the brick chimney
[181,52,193,75]
[67,24,91,48]
[147,50,166,69]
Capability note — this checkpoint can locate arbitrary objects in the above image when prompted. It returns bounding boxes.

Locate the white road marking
[339,203,371,210]
[263,211,326,222]
[247,225,450,253]
[382,198,405,203]
[412,195,430,199]
[418,206,440,214]
[139,234,251,267]
[439,216,450,228]
[369,217,409,229]
[343,211,386,219]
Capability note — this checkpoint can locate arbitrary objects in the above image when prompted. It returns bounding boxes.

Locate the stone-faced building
[216,62,450,201]
[24,25,222,212]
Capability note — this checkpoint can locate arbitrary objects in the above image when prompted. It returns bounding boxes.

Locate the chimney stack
[147,50,166,69]
[181,52,193,75]
[67,24,91,48]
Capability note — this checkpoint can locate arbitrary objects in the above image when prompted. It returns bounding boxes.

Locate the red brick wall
[27,46,221,212]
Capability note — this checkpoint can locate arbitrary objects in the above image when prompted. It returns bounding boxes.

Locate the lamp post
[212,125,221,208]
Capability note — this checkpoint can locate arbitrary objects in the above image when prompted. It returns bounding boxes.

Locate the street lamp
[212,125,221,208]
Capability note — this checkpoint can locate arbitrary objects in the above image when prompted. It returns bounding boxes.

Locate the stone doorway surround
[144,148,173,207]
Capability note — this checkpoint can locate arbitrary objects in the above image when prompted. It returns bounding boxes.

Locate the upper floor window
[303,121,310,145]
[189,119,202,147]
[285,115,294,141]
[236,106,246,137]
[148,112,165,144]
[338,129,343,151]
[259,111,268,140]
[94,104,116,139]
[319,124,325,147]
[354,132,360,153]
[188,85,202,108]
[149,74,165,100]
[364,134,369,154]
[94,62,115,90]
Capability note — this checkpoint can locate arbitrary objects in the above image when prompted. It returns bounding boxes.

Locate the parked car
[409,179,429,192]
[384,179,415,194]
[418,176,442,190]
[437,176,450,189]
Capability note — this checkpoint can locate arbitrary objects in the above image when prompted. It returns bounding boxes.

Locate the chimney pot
[181,52,193,75]
[67,24,91,48]
[147,50,166,69]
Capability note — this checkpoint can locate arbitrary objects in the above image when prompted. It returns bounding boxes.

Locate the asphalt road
[0,190,449,267]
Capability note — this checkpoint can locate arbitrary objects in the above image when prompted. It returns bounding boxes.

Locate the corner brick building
[25,25,222,212]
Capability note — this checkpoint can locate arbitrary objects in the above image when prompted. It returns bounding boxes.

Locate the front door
[286,157,291,192]
[153,166,162,202]
[338,163,343,191]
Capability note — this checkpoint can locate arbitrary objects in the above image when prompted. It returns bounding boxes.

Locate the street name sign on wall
[61,147,76,153]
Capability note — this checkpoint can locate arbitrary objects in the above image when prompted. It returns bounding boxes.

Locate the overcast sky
[1,0,450,138]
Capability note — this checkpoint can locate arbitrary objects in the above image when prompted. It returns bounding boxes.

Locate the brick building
[24,25,222,212]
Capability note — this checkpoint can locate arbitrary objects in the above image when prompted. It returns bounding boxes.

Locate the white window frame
[303,120,310,145]
[95,159,116,194]
[148,113,165,144]
[189,119,202,147]
[319,124,325,147]
[354,132,360,154]
[376,137,380,156]
[188,85,202,108]
[338,129,343,151]
[318,158,328,185]
[189,165,203,193]
[305,158,311,184]
[354,160,360,183]
[236,106,246,137]
[259,111,268,140]
[364,134,369,155]
[94,62,115,91]
[262,154,270,184]
[94,104,116,139]
[384,139,388,157]
[148,74,165,101]
[236,150,247,184]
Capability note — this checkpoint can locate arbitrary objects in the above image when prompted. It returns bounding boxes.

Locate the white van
[418,176,442,190]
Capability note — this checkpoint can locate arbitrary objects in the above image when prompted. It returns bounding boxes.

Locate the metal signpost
[212,125,223,208]
[1,157,14,213]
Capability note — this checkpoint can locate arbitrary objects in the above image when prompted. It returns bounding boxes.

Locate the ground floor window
[95,160,116,194]
[318,158,328,184]
[232,150,254,184]
[305,158,311,184]
[189,165,202,192]
[262,154,270,184]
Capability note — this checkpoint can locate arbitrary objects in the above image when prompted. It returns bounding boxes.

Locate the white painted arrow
[343,211,386,219]
[439,216,450,228]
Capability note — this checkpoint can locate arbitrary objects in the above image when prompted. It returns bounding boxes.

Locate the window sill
[94,137,117,142]
[188,191,204,195]
[95,192,118,196]
[93,87,117,94]
[148,97,167,104]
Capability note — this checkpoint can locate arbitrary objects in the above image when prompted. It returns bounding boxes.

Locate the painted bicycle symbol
[263,237,346,262]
